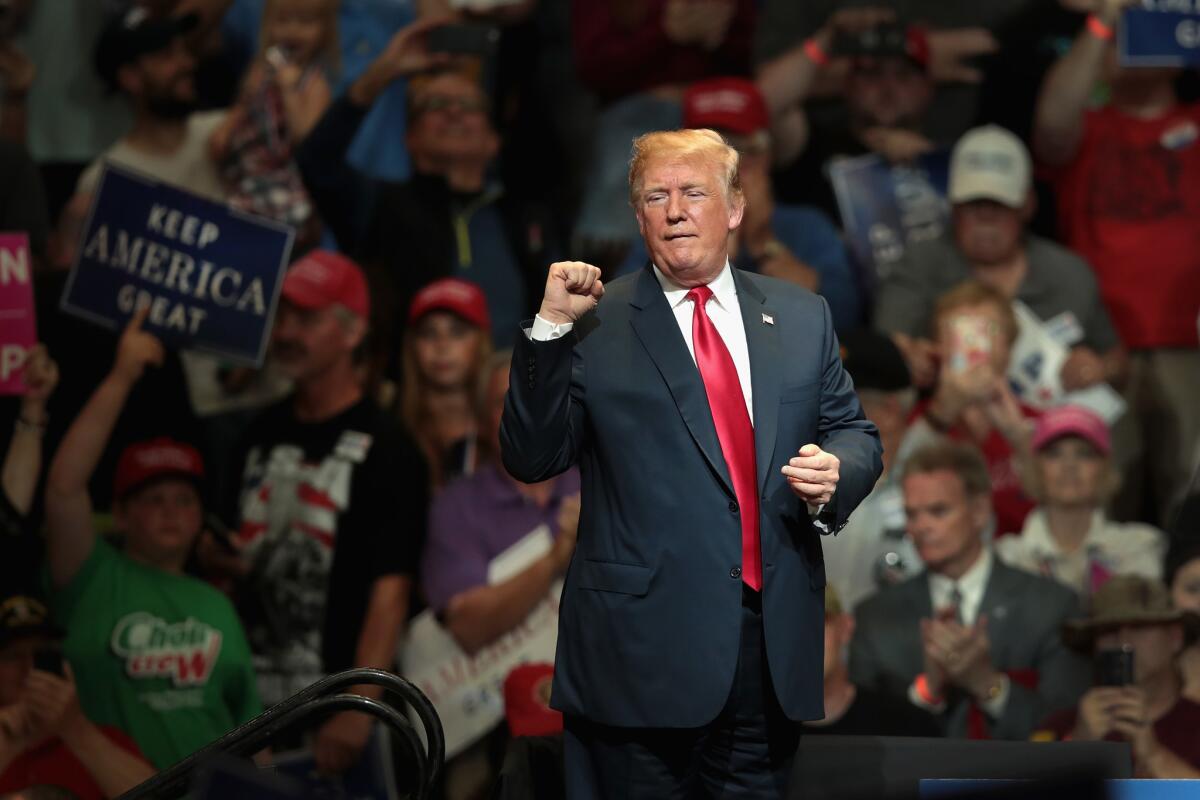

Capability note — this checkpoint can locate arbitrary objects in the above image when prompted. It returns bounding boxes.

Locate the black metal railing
[117,668,444,800]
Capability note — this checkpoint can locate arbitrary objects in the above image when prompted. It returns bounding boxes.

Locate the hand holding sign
[113,308,165,387]
[21,346,58,406]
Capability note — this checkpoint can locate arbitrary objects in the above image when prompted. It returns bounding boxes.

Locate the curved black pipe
[116,669,444,800]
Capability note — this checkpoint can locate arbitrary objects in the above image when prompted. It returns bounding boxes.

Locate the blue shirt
[221,0,417,180]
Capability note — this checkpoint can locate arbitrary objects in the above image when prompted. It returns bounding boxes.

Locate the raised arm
[1,345,58,514]
[43,310,164,589]
[500,262,602,483]
[1033,0,1133,167]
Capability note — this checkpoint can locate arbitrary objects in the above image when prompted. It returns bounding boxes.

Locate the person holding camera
[1034,576,1200,778]
[0,591,153,799]
[42,310,261,770]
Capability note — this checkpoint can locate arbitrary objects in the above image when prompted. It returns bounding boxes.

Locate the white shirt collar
[1017,509,1107,559]
[929,547,994,621]
[652,261,737,311]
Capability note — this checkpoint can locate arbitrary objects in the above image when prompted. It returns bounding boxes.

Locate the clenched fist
[538,261,605,325]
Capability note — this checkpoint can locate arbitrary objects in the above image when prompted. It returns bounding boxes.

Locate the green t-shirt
[50,538,262,769]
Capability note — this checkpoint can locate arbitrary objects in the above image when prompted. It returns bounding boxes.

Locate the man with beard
[223,250,429,774]
[873,125,1123,391]
[76,7,225,201]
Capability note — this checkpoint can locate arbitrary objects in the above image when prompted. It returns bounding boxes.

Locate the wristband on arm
[1086,14,1114,41]
[915,673,944,705]
[803,37,832,67]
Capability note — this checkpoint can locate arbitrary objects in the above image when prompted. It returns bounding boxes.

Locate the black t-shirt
[772,113,870,226]
[227,396,429,702]
[804,687,942,737]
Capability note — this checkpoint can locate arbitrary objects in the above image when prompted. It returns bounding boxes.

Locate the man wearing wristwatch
[849,440,1088,739]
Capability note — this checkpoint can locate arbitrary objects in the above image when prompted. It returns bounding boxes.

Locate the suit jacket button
[728,500,738,513]
[730,567,741,579]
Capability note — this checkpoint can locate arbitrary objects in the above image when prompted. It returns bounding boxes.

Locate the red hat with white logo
[281,250,370,318]
[407,278,491,331]
[1031,405,1111,456]
[503,663,563,738]
[683,78,769,136]
[114,437,206,500]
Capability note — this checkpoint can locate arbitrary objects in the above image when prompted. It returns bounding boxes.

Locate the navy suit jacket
[500,265,882,728]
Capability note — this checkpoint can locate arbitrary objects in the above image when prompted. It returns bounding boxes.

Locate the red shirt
[0,726,145,800]
[1036,697,1200,772]
[911,399,1039,536]
[571,0,755,104]
[1051,103,1200,349]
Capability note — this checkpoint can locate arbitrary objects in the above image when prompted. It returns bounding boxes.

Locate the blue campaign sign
[1120,1,1200,66]
[923,780,1200,799]
[61,163,294,367]
[829,150,950,291]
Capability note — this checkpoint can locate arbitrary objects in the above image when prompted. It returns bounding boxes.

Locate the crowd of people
[0,0,1198,797]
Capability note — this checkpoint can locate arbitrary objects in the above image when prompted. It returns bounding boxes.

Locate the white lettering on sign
[0,246,29,285]
[117,284,209,335]
[1142,0,1200,13]
[0,346,26,380]
[1178,19,1200,47]
[146,204,220,248]
[82,224,269,325]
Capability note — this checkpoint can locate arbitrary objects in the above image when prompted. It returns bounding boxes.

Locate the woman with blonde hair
[399,277,492,488]
[996,404,1165,596]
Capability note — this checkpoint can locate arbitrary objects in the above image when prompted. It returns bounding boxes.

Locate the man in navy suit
[501,129,882,797]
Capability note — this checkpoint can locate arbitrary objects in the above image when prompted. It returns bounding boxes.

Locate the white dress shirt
[531,262,753,420]
[928,548,994,628]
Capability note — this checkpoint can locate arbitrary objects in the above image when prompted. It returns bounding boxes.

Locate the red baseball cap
[281,250,370,318]
[503,663,563,738]
[683,78,769,136]
[1031,405,1111,456]
[114,437,206,500]
[407,278,491,331]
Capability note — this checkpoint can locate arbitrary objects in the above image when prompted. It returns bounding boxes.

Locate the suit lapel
[733,270,781,493]
[977,558,1016,658]
[628,266,734,498]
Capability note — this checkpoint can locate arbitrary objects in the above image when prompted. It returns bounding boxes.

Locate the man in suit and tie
[849,440,1088,740]
[501,128,882,797]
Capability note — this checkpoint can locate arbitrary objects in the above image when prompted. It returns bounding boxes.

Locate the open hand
[538,261,604,325]
[23,663,82,743]
[781,444,840,506]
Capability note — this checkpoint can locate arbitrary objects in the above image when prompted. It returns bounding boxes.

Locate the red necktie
[687,286,762,591]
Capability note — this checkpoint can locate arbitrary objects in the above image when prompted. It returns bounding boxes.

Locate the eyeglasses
[413,94,488,115]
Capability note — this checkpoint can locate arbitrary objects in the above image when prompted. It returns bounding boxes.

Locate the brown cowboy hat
[1062,575,1200,653]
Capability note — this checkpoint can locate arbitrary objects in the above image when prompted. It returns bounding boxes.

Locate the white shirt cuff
[529,314,574,341]
[979,675,1011,719]
[908,680,947,714]
[809,502,831,533]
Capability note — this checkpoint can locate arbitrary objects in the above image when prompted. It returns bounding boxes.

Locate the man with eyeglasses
[298,30,560,361]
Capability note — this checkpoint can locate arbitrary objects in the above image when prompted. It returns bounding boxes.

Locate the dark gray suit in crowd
[849,557,1088,739]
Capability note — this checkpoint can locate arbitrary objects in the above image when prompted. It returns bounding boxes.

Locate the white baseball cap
[948,125,1032,209]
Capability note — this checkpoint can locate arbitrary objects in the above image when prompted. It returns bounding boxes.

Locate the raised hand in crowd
[662,0,736,51]
[736,162,821,291]
[348,16,456,108]
[1059,346,1109,392]
[2,345,58,516]
[859,127,935,165]
[924,28,999,85]
[1071,685,1138,741]
[891,332,939,389]
[44,309,164,589]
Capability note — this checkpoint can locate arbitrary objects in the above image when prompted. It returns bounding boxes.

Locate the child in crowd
[399,278,493,489]
[211,0,339,238]
[996,405,1165,597]
[42,309,261,769]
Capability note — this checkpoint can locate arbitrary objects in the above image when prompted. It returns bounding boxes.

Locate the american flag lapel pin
[762,313,774,326]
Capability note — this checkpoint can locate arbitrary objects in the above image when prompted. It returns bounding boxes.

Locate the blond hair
[259,0,342,73]
[932,280,1019,346]
[628,129,742,207]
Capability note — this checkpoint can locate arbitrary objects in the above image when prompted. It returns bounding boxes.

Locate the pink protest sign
[0,233,37,394]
